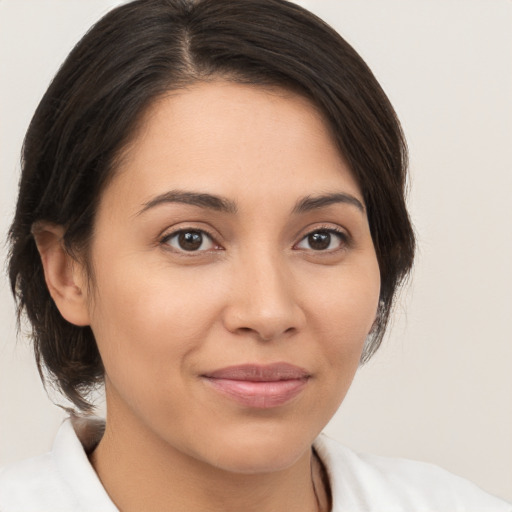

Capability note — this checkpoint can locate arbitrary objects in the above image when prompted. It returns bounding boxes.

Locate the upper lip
[202,363,310,382]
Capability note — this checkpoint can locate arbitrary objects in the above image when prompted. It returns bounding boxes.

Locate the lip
[201,363,310,409]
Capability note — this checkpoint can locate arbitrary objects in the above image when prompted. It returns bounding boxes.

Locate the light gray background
[1,0,511,503]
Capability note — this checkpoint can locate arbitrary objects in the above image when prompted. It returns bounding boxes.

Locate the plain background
[1,0,511,503]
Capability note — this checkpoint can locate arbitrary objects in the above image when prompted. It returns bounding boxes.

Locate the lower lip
[204,378,308,408]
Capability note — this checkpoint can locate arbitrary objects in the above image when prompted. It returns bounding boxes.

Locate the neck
[88,406,328,512]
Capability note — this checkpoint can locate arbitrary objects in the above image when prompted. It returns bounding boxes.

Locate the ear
[32,222,91,326]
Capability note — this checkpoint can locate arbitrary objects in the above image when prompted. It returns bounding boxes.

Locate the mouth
[201,363,310,409]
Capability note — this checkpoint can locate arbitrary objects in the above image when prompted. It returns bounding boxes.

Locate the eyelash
[160,226,350,254]
[160,228,221,254]
[294,226,350,253]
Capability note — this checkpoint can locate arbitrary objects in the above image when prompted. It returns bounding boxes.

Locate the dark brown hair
[8,0,415,411]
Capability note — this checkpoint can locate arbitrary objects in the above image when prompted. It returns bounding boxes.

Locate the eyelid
[158,222,351,254]
[160,226,223,253]
[293,224,351,252]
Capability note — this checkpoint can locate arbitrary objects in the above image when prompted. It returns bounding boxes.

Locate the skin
[39,81,381,512]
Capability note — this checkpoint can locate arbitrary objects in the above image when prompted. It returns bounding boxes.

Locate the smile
[202,363,310,409]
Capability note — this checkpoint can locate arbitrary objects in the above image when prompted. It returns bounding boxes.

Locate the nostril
[222,294,306,341]
[234,325,297,342]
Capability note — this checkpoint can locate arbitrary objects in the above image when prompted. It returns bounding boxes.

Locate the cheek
[305,261,380,416]
[307,257,381,378]
[310,260,380,338]
[87,264,227,387]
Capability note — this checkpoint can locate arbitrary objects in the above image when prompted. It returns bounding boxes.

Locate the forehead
[102,81,362,213]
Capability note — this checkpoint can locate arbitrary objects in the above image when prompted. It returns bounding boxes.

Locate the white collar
[53,417,117,510]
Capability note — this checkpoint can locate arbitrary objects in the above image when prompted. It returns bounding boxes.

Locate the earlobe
[32,222,90,327]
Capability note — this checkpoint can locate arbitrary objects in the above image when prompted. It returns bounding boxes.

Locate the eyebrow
[136,190,364,217]
[292,193,365,214]
[136,190,238,216]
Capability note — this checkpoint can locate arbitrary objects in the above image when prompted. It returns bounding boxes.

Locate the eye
[162,229,218,252]
[295,229,348,251]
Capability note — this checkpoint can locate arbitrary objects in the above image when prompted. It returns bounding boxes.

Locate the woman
[1,0,510,510]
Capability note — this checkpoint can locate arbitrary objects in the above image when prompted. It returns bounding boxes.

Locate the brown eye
[164,230,216,252]
[308,232,331,250]
[296,229,347,251]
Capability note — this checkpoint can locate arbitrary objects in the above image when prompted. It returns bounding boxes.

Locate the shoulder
[314,434,512,512]
[0,418,116,512]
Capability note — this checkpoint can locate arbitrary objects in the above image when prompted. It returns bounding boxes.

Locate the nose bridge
[224,245,304,340]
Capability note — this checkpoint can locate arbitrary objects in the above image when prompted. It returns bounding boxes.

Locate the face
[83,81,380,473]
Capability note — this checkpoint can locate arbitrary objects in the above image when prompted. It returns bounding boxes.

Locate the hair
[8,0,415,412]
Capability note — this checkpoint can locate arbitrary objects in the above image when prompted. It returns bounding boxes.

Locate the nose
[222,252,306,342]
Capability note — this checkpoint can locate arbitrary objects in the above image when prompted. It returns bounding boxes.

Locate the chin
[197,424,316,474]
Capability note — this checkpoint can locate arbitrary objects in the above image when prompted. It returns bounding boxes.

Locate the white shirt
[1,418,510,511]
